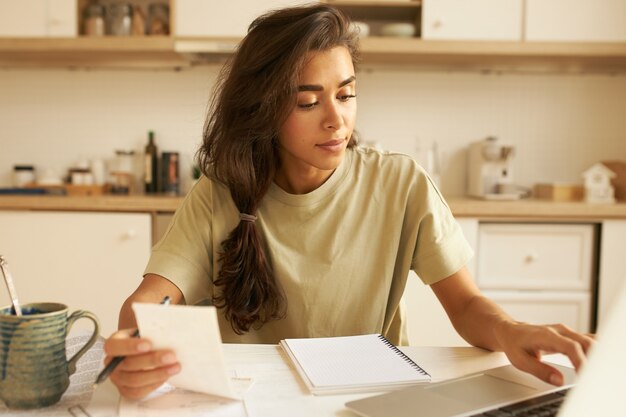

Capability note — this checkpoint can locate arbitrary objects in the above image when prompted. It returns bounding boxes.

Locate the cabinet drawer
[482,290,591,333]
[477,223,594,290]
[422,0,522,41]
[526,0,626,42]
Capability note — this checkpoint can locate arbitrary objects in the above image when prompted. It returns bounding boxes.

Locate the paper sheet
[0,332,105,416]
[118,378,253,417]
[132,303,239,400]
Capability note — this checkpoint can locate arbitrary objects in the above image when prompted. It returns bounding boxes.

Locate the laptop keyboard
[470,388,570,417]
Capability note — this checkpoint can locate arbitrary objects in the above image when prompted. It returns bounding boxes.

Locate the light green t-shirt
[145,146,473,345]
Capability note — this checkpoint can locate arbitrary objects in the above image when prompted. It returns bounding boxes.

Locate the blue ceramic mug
[0,302,100,409]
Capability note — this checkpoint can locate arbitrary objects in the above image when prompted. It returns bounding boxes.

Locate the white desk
[88,344,514,417]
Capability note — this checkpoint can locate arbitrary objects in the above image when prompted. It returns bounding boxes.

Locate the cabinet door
[526,0,626,42]
[598,220,626,324]
[0,211,151,336]
[175,0,309,37]
[0,0,76,37]
[0,0,47,36]
[47,0,77,37]
[476,223,594,291]
[403,218,478,347]
[422,0,523,41]
[482,290,591,332]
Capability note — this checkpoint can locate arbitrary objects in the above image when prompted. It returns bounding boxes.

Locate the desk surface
[89,344,514,417]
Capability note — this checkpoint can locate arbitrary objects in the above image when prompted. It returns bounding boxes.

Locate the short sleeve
[411,174,474,285]
[143,177,213,305]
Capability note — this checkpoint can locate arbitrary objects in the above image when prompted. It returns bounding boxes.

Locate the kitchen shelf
[0,37,188,69]
[324,0,421,21]
[1,36,626,73]
[357,37,626,72]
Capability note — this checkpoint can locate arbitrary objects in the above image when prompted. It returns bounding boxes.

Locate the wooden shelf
[0,37,188,69]
[1,36,626,73]
[358,37,626,72]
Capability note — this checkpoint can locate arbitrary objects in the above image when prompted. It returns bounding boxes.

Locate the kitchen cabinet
[404,218,477,346]
[174,0,309,37]
[597,220,626,325]
[0,0,77,37]
[526,0,626,42]
[0,211,151,336]
[1,0,626,71]
[421,0,523,41]
[476,223,595,333]
[404,220,596,346]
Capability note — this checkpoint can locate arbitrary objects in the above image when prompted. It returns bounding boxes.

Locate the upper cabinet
[526,0,626,42]
[0,0,77,37]
[422,0,523,41]
[175,0,309,37]
[0,0,626,72]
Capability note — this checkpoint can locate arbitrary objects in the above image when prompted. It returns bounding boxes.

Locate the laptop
[346,282,626,417]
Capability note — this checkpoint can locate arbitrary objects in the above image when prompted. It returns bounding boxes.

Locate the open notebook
[280,334,431,395]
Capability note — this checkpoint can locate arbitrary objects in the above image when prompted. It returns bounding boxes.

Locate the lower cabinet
[404,219,596,346]
[0,211,151,336]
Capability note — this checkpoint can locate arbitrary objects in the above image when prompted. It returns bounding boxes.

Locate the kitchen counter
[0,194,182,213]
[1,195,626,220]
[447,197,626,221]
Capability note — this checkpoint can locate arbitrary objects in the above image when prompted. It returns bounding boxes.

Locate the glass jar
[108,3,132,36]
[110,150,135,194]
[148,3,170,35]
[13,165,35,188]
[83,3,105,36]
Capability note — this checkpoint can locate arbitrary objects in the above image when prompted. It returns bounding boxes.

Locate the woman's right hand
[103,328,181,399]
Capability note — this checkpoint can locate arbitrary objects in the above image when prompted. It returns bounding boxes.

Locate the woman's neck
[273,164,335,195]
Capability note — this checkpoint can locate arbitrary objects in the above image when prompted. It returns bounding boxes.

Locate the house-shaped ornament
[582,163,616,204]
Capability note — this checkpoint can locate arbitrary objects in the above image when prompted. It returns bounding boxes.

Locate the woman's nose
[323,102,343,130]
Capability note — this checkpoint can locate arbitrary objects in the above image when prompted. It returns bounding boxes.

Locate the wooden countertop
[447,197,626,221]
[0,194,183,213]
[1,194,626,220]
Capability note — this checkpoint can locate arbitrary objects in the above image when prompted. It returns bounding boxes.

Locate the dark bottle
[144,131,158,193]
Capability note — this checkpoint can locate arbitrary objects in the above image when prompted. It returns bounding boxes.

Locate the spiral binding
[377,334,430,377]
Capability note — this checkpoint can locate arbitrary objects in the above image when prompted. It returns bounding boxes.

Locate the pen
[93,295,171,388]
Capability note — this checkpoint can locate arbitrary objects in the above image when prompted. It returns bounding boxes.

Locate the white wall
[1,66,625,196]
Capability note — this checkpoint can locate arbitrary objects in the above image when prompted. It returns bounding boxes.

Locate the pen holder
[0,303,100,409]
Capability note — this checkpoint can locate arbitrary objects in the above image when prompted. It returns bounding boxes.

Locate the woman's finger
[507,350,564,386]
[112,363,181,390]
[115,350,178,372]
[118,381,168,401]
[104,335,152,358]
[547,324,595,355]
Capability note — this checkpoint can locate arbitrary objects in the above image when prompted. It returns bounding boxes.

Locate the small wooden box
[534,183,584,201]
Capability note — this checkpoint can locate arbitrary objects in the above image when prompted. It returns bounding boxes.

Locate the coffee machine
[467,136,519,200]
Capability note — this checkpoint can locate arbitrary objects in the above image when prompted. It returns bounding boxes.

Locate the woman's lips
[316,139,345,152]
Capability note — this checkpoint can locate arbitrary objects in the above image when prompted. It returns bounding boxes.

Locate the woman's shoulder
[351,145,426,177]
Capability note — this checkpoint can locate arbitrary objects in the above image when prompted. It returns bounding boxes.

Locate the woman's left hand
[495,321,595,386]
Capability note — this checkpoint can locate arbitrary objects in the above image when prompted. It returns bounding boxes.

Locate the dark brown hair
[197,4,360,334]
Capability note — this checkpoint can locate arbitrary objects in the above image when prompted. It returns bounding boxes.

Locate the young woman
[104,4,593,400]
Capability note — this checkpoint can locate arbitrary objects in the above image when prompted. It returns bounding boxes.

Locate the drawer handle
[524,253,538,263]
[122,229,137,240]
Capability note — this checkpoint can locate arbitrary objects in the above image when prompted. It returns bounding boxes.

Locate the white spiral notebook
[279,333,431,395]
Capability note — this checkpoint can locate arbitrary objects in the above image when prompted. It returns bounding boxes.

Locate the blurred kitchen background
[1,0,625,341]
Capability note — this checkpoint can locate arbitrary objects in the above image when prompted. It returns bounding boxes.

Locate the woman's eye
[298,101,318,109]
[339,94,357,102]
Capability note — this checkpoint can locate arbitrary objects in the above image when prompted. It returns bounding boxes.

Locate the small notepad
[280,334,430,395]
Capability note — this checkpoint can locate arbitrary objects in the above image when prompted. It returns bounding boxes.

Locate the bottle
[108,2,132,36]
[148,3,170,35]
[144,131,158,193]
[83,2,106,36]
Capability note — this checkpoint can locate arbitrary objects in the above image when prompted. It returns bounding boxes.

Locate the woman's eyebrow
[298,75,356,92]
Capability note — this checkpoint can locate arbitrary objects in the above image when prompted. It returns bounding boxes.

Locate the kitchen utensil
[467,136,520,200]
[0,255,22,316]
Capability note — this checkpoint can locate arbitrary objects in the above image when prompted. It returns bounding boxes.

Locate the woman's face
[276,46,356,193]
